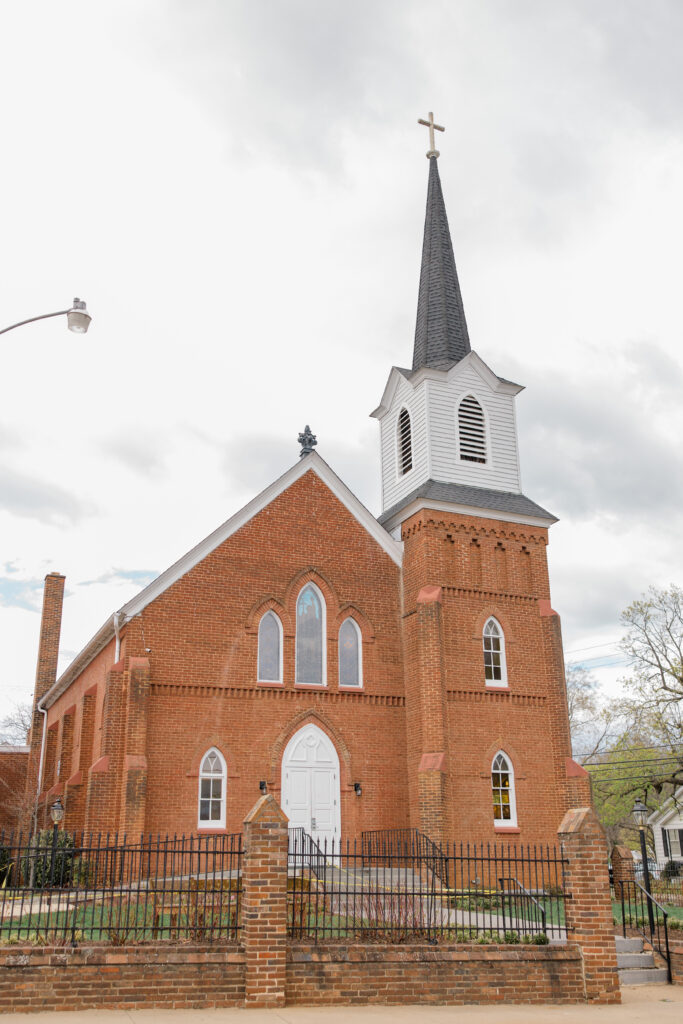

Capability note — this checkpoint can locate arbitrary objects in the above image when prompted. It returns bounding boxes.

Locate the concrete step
[617,952,655,969]
[618,966,669,986]
[614,935,643,953]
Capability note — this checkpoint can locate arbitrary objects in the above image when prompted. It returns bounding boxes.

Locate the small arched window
[492,752,517,825]
[338,617,362,687]
[258,610,282,682]
[296,583,326,685]
[458,395,487,463]
[397,408,413,476]
[483,617,507,686]
[198,748,226,829]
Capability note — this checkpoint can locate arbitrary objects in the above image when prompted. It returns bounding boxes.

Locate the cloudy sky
[2,0,682,725]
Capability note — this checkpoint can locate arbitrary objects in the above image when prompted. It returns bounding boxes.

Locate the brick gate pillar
[611,845,635,891]
[243,794,289,1008]
[558,807,620,1004]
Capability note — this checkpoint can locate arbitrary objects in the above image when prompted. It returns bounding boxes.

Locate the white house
[648,787,683,864]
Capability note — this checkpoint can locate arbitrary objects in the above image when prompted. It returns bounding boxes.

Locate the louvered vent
[397,408,413,475]
[458,396,486,463]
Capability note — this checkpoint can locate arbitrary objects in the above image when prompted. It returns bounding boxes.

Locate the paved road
[3,987,682,1024]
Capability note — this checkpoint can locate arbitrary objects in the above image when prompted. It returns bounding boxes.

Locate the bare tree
[0,702,32,747]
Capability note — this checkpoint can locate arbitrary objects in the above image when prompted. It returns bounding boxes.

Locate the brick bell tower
[371,118,587,846]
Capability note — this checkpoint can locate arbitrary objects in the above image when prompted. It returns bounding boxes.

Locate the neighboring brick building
[0,746,29,833]
[22,150,589,847]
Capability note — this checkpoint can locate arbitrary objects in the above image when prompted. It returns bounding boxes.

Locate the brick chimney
[23,573,65,831]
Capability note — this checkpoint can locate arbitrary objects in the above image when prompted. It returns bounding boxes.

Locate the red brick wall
[0,945,244,1012]
[286,943,585,1005]
[671,941,683,984]
[42,469,576,849]
[402,510,575,846]
[0,750,28,833]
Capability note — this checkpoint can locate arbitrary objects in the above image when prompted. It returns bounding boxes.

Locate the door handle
[311,817,317,831]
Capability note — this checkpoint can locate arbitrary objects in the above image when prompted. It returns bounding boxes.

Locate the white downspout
[32,701,49,837]
[114,611,122,661]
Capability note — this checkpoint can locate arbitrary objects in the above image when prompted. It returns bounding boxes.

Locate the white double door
[281,724,341,848]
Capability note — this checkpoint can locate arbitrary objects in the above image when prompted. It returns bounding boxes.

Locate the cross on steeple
[417,111,445,158]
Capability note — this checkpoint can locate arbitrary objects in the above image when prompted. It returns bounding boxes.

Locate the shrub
[503,930,520,944]
[661,860,681,881]
[531,932,549,945]
[20,831,88,889]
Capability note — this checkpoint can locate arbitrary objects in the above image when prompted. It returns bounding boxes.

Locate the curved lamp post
[633,797,655,934]
[0,298,91,336]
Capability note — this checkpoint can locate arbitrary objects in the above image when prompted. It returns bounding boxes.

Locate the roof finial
[417,111,445,158]
[298,425,317,457]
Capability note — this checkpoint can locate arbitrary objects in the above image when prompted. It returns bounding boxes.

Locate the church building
[20,127,590,847]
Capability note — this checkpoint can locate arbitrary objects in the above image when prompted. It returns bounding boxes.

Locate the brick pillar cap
[558,806,603,835]
[417,585,442,604]
[45,572,65,580]
[566,756,589,778]
[612,845,635,861]
[244,793,289,826]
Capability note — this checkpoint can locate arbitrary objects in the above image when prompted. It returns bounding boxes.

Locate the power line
[574,741,683,759]
[565,641,621,655]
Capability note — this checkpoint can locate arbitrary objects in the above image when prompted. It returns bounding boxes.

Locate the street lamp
[0,298,92,336]
[49,798,64,888]
[632,797,655,934]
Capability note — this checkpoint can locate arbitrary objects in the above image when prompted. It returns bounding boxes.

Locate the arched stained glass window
[492,752,517,825]
[483,617,507,685]
[296,584,325,685]
[397,408,413,476]
[258,610,282,682]
[198,748,226,828]
[339,618,362,687]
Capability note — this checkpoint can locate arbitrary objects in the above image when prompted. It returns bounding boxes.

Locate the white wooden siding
[378,359,522,514]
[380,376,429,511]
[428,363,521,493]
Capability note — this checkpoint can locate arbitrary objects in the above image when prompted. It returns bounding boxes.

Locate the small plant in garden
[503,930,520,944]
[531,932,549,945]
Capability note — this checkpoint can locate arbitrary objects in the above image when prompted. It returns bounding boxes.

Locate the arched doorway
[281,723,341,846]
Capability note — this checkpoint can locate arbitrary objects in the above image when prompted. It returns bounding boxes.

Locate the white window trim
[395,406,414,480]
[295,582,327,686]
[257,609,284,683]
[197,747,227,830]
[338,616,363,689]
[492,750,517,827]
[455,392,493,471]
[483,615,508,688]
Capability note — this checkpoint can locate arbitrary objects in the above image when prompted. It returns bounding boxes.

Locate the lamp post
[49,798,64,888]
[633,797,655,934]
[0,298,91,336]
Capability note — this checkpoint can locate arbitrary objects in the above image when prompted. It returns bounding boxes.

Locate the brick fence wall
[0,800,624,1012]
[287,943,585,1005]
[671,941,683,984]
[0,945,245,1013]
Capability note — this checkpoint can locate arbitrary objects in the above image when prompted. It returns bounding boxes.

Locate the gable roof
[43,453,402,708]
[648,786,683,827]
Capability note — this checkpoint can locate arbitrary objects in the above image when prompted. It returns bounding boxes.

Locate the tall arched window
[483,616,507,686]
[397,407,413,475]
[296,583,326,685]
[458,395,487,463]
[258,610,282,682]
[492,751,517,826]
[198,748,226,829]
[338,617,362,687]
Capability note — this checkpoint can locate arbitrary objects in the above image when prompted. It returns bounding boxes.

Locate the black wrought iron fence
[0,830,242,944]
[289,833,568,944]
[617,878,672,983]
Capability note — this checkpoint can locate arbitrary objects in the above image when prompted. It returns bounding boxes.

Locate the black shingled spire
[412,156,471,371]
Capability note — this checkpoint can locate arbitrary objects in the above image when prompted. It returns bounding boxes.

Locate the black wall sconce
[259,780,267,794]
[354,782,362,797]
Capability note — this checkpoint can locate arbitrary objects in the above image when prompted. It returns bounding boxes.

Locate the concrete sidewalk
[2,988,682,1024]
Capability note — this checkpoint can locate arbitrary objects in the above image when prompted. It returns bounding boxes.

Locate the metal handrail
[618,878,671,984]
[499,876,547,933]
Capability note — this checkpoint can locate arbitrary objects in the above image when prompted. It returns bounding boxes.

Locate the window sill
[485,682,509,689]
[494,825,520,833]
[257,679,284,687]
[339,684,363,691]
[197,826,228,833]
[294,683,328,690]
